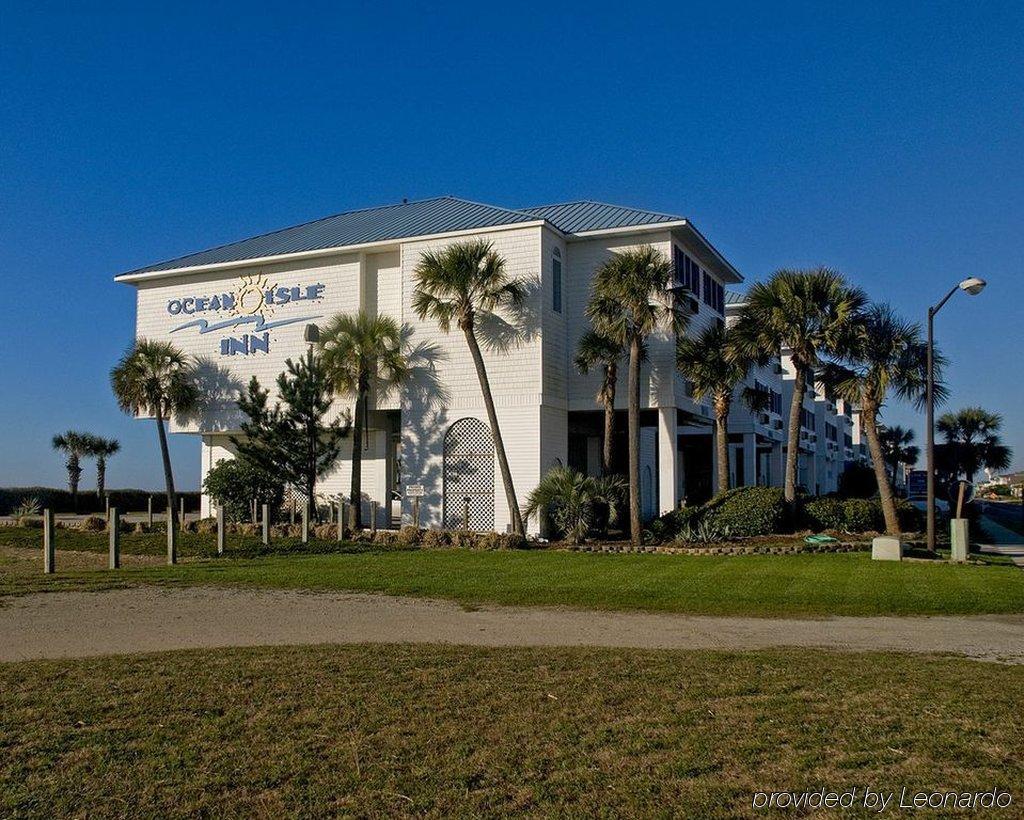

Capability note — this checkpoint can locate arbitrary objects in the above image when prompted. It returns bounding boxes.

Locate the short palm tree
[675,323,763,494]
[51,431,92,511]
[877,425,919,488]
[412,239,528,535]
[85,435,121,498]
[586,246,684,544]
[573,329,624,476]
[820,303,936,534]
[524,467,625,545]
[319,311,409,529]
[733,268,866,504]
[110,339,198,562]
[936,407,1012,483]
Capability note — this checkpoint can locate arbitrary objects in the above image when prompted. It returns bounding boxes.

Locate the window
[672,246,701,296]
[701,270,725,314]
[800,407,817,431]
[770,389,783,415]
[825,422,838,442]
[552,252,562,314]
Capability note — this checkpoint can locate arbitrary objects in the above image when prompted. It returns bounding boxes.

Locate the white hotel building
[117,196,855,532]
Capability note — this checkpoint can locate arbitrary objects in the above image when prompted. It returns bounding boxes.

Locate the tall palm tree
[319,311,409,529]
[675,324,763,494]
[85,435,121,498]
[573,329,624,476]
[586,245,683,544]
[936,407,1012,483]
[412,239,528,534]
[51,431,92,512]
[878,425,919,487]
[733,268,867,504]
[820,304,937,534]
[110,339,198,563]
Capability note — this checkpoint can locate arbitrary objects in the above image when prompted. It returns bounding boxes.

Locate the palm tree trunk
[715,394,731,494]
[97,458,106,499]
[602,399,615,477]
[463,326,524,535]
[627,337,642,545]
[154,406,178,564]
[784,367,806,503]
[351,383,366,529]
[862,399,900,534]
[68,455,81,513]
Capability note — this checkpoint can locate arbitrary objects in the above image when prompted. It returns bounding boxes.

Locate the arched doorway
[443,417,495,530]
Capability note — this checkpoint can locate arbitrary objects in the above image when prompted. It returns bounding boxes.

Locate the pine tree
[232,352,350,523]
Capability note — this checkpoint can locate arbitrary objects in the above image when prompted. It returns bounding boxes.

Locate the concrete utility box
[871,536,903,561]
[950,518,970,563]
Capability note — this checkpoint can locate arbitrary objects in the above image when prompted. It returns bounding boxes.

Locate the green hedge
[800,497,924,534]
[654,487,789,540]
[0,487,201,516]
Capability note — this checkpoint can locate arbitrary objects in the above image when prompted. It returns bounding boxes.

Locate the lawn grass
[1,644,1021,817]
[3,539,1023,617]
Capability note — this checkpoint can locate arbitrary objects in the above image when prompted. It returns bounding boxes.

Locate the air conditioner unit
[810,434,818,443]
[773,419,784,430]
[758,413,770,425]
[800,430,808,440]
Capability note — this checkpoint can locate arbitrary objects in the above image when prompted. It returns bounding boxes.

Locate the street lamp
[925,277,986,551]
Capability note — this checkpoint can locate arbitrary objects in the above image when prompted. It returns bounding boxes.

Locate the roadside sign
[405,484,426,498]
[907,470,927,497]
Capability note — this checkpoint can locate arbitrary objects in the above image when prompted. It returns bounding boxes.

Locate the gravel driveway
[2,587,1023,663]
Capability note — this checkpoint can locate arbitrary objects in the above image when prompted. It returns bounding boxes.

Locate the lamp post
[925,277,986,551]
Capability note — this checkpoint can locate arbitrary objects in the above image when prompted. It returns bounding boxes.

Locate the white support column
[743,433,757,488]
[658,407,678,514]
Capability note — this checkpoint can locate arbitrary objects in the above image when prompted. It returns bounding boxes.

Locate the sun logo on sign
[231,273,275,320]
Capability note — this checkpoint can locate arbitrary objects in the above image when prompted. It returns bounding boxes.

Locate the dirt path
[2,587,1023,663]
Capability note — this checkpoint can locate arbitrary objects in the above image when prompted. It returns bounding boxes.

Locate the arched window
[443,417,495,530]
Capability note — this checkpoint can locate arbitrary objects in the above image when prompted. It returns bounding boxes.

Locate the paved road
[978,500,1024,536]
[2,587,1023,664]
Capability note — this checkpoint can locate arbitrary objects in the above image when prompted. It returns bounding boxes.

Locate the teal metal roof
[519,200,684,234]
[724,290,747,305]
[120,196,538,276]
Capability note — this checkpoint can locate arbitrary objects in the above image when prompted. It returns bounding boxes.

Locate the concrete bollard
[262,503,270,545]
[216,505,226,555]
[167,508,177,565]
[43,508,55,574]
[109,507,120,569]
[462,497,470,532]
[370,500,378,534]
[147,495,153,528]
[290,497,296,526]
[301,503,309,544]
[950,518,970,563]
[105,494,110,519]
[413,497,420,529]
[871,536,902,561]
[337,501,345,542]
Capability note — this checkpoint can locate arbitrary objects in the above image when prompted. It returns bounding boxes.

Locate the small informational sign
[907,470,928,497]
[405,485,426,498]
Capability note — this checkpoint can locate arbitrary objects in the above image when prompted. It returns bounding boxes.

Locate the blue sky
[1,0,1021,490]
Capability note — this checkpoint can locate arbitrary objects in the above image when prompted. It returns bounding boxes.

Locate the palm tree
[878,425,919,488]
[51,431,92,511]
[820,304,936,534]
[319,311,409,529]
[733,268,867,504]
[936,407,1012,483]
[110,339,198,563]
[85,435,121,498]
[412,239,528,534]
[586,246,683,544]
[675,324,764,494]
[524,467,625,545]
[573,329,624,476]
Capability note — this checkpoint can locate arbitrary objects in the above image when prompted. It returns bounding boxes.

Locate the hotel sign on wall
[167,273,325,356]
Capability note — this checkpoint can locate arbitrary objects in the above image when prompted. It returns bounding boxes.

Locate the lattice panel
[443,417,495,531]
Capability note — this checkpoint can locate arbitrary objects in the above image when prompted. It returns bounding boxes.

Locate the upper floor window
[552,252,562,314]
[701,270,725,314]
[672,246,701,296]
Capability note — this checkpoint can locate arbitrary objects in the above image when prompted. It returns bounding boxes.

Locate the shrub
[802,497,845,532]
[842,499,884,533]
[203,459,285,523]
[0,487,200,516]
[397,526,422,547]
[495,532,528,550]
[895,500,925,532]
[195,517,218,535]
[475,532,502,550]
[79,515,107,532]
[373,530,399,547]
[18,516,43,529]
[448,531,476,550]
[13,497,41,518]
[523,467,626,544]
[702,487,788,537]
[837,463,877,499]
[421,529,451,549]
[313,523,336,540]
[652,505,703,540]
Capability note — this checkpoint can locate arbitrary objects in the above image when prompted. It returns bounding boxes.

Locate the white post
[261,503,270,545]
[147,495,153,527]
[370,500,378,534]
[337,501,345,542]
[657,407,678,515]
[43,509,55,574]
[216,505,225,555]
[301,503,309,543]
[179,497,186,530]
[109,507,120,569]
[413,497,420,528]
[167,507,177,565]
